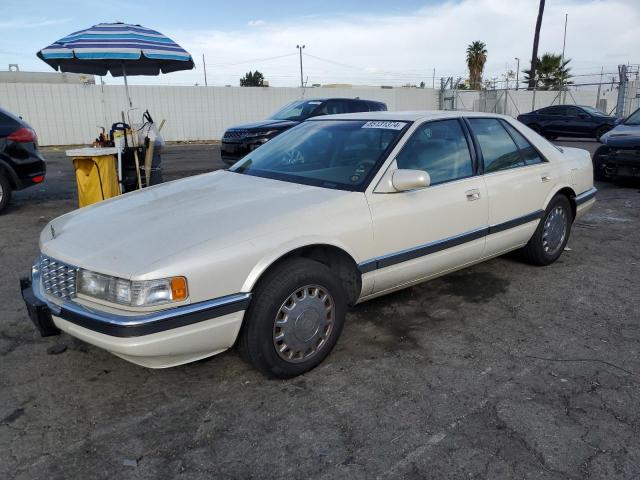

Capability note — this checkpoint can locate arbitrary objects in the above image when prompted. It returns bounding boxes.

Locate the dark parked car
[593,107,640,181]
[0,107,46,213]
[517,105,616,140]
[220,98,387,164]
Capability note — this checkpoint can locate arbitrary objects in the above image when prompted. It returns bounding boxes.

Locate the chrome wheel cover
[273,285,335,363]
[0,182,3,203]
[542,205,567,255]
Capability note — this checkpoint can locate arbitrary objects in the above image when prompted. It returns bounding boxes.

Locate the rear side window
[396,119,473,185]
[540,106,565,116]
[501,121,544,165]
[468,118,525,173]
[368,102,387,111]
[346,100,369,113]
[318,100,347,115]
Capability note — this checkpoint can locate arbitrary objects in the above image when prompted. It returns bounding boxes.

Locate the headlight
[77,270,188,307]
[246,130,277,138]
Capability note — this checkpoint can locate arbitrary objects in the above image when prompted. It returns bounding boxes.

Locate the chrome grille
[40,255,78,301]
[223,129,248,139]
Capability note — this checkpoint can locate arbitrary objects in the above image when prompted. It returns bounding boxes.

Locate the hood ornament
[50,224,56,239]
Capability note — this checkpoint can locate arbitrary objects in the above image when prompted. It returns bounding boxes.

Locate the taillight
[8,127,37,143]
[32,175,45,184]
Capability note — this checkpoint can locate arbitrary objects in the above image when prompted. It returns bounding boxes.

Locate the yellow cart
[66,147,120,208]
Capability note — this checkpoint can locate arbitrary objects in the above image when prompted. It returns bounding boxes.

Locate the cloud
[247,19,266,27]
[0,17,71,29]
[164,0,640,87]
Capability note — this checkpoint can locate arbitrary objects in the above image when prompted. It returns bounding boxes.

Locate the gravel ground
[1,141,639,480]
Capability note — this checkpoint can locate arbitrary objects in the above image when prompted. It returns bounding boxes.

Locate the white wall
[0,83,439,145]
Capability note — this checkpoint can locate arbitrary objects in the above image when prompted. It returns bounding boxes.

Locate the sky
[1,0,638,88]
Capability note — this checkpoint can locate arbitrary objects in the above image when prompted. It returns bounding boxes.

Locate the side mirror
[392,169,430,192]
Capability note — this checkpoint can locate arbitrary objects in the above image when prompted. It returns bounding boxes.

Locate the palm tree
[528,0,546,89]
[523,53,572,90]
[466,41,487,90]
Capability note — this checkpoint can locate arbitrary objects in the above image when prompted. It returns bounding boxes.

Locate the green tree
[240,70,266,87]
[523,53,572,90]
[466,41,487,90]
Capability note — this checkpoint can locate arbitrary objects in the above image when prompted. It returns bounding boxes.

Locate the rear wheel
[237,258,347,378]
[0,172,12,214]
[522,195,573,266]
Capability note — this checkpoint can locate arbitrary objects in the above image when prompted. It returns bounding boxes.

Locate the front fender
[240,235,363,293]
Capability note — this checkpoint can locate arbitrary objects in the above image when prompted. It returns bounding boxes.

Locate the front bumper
[20,266,251,368]
[596,146,640,178]
[220,138,266,163]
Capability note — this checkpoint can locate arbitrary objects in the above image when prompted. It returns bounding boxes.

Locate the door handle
[541,174,551,182]
[465,188,481,201]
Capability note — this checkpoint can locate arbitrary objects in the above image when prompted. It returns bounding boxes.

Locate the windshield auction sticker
[362,121,407,130]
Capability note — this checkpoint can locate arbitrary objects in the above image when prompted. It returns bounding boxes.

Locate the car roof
[302,98,385,103]
[311,110,510,122]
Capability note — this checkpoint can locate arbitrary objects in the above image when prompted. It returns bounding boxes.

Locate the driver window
[395,120,473,185]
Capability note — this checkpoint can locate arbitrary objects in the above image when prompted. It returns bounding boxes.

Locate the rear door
[365,119,488,294]
[466,117,556,257]
[543,106,570,135]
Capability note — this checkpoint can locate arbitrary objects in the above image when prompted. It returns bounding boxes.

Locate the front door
[365,119,489,295]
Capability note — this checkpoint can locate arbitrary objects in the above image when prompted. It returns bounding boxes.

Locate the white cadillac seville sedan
[21,111,596,378]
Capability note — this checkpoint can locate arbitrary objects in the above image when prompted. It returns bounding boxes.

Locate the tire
[237,257,347,379]
[521,195,573,266]
[592,147,608,182]
[0,172,12,214]
[595,125,611,141]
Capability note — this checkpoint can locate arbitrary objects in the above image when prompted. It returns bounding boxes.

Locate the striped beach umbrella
[37,22,195,105]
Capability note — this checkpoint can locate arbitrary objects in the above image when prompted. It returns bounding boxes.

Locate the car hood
[40,171,354,278]
[601,123,640,147]
[226,119,299,131]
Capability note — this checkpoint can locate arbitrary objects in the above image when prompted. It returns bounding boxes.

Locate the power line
[203,52,297,69]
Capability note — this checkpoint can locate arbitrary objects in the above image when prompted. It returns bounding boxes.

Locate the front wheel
[237,258,347,378]
[521,195,573,266]
[593,147,609,181]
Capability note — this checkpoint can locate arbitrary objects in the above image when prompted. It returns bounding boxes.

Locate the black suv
[517,105,616,140]
[221,98,387,164]
[0,107,47,213]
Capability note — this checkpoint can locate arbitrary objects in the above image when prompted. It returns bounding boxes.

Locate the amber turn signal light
[170,277,188,301]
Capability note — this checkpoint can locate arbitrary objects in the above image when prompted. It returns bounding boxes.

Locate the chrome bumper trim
[30,266,250,337]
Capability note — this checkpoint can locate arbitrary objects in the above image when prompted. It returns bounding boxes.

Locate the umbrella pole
[122,62,133,108]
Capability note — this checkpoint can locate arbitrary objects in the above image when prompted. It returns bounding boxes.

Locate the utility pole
[202,54,208,87]
[514,57,520,90]
[296,45,305,88]
[432,68,435,89]
[528,0,546,89]
[560,13,568,101]
[595,65,604,109]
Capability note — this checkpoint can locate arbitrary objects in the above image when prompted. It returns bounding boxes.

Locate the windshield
[625,108,640,125]
[270,100,324,121]
[580,106,608,117]
[230,120,408,190]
